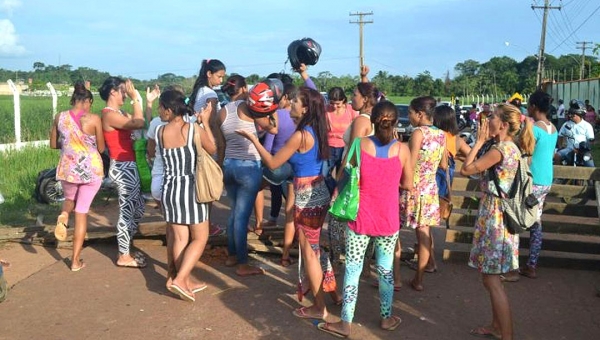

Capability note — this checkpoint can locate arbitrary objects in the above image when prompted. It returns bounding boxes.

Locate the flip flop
[71,261,86,272]
[54,213,68,241]
[116,258,147,269]
[409,279,424,292]
[191,284,208,294]
[292,306,324,320]
[371,280,402,291]
[382,315,402,331]
[469,326,501,339]
[209,224,226,237]
[404,259,437,273]
[317,322,348,338]
[168,283,195,302]
[235,267,265,277]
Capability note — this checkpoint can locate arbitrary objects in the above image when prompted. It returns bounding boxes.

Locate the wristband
[130,99,140,105]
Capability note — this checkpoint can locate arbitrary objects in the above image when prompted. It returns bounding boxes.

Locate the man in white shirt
[556,99,566,130]
[555,100,595,167]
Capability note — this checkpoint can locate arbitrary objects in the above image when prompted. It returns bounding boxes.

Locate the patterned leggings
[328,217,374,266]
[527,185,551,268]
[341,227,398,323]
[109,160,145,255]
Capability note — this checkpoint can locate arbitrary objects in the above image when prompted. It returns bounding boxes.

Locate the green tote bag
[328,138,361,222]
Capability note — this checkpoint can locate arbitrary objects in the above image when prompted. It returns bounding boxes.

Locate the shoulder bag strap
[346,137,361,167]
[445,149,452,199]
[192,122,205,166]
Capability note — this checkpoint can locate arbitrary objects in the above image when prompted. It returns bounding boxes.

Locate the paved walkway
[1,198,600,339]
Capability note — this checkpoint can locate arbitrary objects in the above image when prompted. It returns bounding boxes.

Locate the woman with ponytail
[156,88,216,301]
[460,104,534,340]
[50,81,104,271]
[317,101,413,338]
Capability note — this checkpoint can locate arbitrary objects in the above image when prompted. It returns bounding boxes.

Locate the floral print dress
[400,125,446,229]
[468,141,520,274]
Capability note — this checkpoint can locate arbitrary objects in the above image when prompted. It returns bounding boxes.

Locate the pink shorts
[61,180,102,213]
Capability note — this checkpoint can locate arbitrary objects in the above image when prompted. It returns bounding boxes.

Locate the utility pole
[532,0,561,88]
[576,41,593,79]
[349,11,373,69]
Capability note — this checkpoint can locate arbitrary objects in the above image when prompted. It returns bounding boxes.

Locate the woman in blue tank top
[238,87,340,324]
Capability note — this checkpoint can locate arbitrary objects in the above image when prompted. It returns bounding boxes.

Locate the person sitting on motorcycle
[554,99,595,167]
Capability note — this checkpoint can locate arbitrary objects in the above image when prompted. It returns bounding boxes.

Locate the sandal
[280,257,293,267]
[317,322,348,338]
[292,306,324,320]
[381,315,402,331]
[469,326,501,339]
[54,213,68,241]
[117,257,147,269]
[405,259,437,273]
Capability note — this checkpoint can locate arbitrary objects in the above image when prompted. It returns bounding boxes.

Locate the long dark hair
[433,105,458,135]
[159,89,194,118]
[409,96,437,119]
[328,87,347,103]
[98,76,124,101]
[370,101,398,145]
[70,81,93,106]
[356,82,378,110]
[222,74,246,98]
[295,87,330,160]
[189,59,225,108]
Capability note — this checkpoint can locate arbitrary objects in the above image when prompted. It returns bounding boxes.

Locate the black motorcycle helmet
[568,99,586,117]
[287,38,322,70]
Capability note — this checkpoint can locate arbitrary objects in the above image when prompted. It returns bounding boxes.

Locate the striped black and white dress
[157,123,209,224]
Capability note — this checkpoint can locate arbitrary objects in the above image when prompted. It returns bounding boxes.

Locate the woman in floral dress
[460,104,535,340]
[400,96,446,292]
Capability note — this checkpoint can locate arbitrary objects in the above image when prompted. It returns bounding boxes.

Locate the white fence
[0,80,57,152]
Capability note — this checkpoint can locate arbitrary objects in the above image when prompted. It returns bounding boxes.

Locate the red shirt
[102,108,135,162]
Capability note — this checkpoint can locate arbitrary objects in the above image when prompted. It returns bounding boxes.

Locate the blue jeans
[323,146,344,194]
[223,158,263,264]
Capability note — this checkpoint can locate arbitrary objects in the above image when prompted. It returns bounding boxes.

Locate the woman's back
[221,101,260,160]
[413,126,445,191]
[349,136,402,236]
[56,110,103,183]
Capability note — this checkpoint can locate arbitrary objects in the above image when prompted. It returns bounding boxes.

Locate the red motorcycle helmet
[287,38,322,70]
[247,78,284,117]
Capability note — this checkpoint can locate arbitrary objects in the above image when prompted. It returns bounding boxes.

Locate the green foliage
[0,146,60,226]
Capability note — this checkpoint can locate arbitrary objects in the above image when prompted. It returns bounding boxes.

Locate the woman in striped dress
[156,89,216,302]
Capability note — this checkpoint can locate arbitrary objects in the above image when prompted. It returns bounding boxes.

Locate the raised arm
[460,122,502,176]
[237,129,302,170]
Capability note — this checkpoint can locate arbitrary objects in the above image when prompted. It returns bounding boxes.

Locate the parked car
[395,104,414,141]
[213,86,230,108]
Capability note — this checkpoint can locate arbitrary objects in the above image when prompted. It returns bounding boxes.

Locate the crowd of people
[46,57,597,339]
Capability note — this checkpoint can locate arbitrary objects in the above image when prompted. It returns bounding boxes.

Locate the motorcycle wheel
[40,177,64,204]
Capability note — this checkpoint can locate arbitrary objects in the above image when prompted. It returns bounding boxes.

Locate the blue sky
[1,0,599,80]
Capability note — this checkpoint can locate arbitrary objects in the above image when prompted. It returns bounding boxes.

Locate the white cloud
[0,19,26,57]
[0,0,21,15]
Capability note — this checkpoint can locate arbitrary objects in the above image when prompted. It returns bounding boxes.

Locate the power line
[549,3,600,52]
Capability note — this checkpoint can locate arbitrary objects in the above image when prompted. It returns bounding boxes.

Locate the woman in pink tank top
[317,101,413,337]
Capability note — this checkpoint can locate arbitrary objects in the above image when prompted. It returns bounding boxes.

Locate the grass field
[0,146,60,226]
[0,95,138,144]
